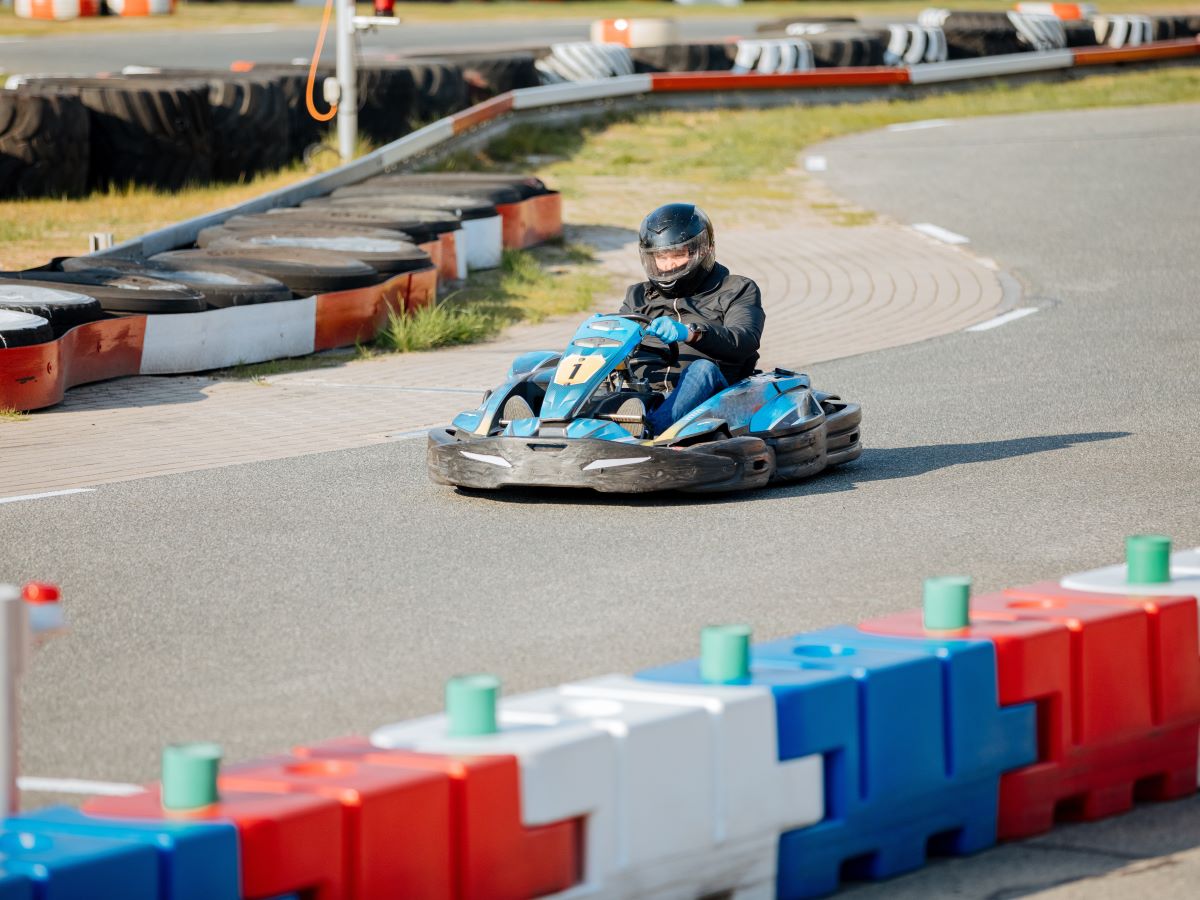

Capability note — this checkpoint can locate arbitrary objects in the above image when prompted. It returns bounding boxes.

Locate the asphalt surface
[3,103,1199,895]
[0,17,758,75]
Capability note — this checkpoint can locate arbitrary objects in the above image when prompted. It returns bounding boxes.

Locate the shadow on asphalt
[458,431,1130,507]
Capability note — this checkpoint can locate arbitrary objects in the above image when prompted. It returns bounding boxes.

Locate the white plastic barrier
[1061,547,1200,598]
[460,216,503,271]
[731,39,816,74]
[589,18,679,49]
[1093,14,1154,48]
[908,49,1074,84]
[918,8,952,28]
[137,297,317,374]
[1015,2,1097,20]
[558,675,825,899]
[884,25,950,65]
[536,43,636,84]
[451,230,469,280]
[1009,11,1068,51]
[370,676,824,899]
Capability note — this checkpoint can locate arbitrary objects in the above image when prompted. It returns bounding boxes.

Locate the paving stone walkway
[0,213,1007,498]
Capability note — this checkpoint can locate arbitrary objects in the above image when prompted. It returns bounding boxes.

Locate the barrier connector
[162,742,222,812]
[700,624,751,683]
[923,576,972,632]
[1126,534,1171,585]
[446,674,500,737]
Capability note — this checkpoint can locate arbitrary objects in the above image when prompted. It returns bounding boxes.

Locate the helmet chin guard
[638,203,716,297]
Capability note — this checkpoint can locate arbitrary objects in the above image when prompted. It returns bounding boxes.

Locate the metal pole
[0,586,27,814]
[335,0,358,161]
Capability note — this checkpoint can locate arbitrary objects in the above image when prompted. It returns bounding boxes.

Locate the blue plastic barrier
[0,825,158,900]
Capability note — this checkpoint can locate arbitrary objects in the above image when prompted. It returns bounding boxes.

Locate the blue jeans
[648,359,728,436]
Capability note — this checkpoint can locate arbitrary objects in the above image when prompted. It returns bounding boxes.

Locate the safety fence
[3,535,1197,898]
[1,29,1198,412]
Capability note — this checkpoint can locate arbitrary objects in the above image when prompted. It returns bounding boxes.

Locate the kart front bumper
[427,428,773,493]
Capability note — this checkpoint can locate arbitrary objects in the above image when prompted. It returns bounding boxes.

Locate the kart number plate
[553,353,606,386]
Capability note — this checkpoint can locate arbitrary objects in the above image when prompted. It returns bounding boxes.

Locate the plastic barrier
[13,0,81,20]
[732,39,816,74]
[590,18,679,48]
[106,0,174,15]
[884,24,949,65]
[1014,3,1097,20]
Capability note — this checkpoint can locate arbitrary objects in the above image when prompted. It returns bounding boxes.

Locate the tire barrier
[0,89,90,198]
[628,42,735,74]
[732,40,816,75]
[884,25,950,65]
[0,285,104,337]
[107,0,174,15]
[534,43,635,84]
[1094,14,1154,48]
[0,309,56,348]
[13,0,87,20]
[1014,2,1096,19]
[2,33,1192,410]
[3,537,1193,898]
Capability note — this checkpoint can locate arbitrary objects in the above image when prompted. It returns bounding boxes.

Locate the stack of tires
[753,19,889,67]
[0,89,90,199]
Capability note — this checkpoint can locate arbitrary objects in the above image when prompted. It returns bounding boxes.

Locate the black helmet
[638,203,716,298]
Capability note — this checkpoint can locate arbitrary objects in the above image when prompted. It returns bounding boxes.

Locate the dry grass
[2,1,1199,36]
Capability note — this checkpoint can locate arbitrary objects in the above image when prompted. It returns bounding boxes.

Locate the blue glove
[647,316,689,344]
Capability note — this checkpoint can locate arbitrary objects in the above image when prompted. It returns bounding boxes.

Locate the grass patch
[376,301,500,353]
[3,1,1199,37]
[0,407,29,421]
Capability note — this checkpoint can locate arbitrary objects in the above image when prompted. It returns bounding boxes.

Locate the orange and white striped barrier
[590,18,679,49]
[13,0,82,21]
[106,0,175,16]
[1013,3,1096,20]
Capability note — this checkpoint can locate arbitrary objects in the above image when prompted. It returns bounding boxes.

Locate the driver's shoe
[609,397,647,438]
[501,394,535,423]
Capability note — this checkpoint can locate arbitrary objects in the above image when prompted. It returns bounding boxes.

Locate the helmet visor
[639,231,712,283]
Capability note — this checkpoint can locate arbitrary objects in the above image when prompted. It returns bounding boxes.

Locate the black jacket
[619,263,765,384]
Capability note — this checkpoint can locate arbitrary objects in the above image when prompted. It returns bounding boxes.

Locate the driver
[617,203,765,437]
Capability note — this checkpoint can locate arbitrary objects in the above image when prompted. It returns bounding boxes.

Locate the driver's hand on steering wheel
[647,316,690,344]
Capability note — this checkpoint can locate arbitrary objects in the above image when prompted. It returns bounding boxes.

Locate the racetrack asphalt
[3,103,1198,895]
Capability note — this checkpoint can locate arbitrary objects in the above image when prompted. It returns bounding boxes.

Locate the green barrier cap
[161,742,222,811]
[1127,534,1171,584]
[446,674,500,737]
[700,624,752,683]
[923,576,972,631]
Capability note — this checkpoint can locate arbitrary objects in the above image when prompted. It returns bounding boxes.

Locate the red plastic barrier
[219,755,454,899]
[85,786,344,899]
[438,231,460,283]
[294,736,582,900]
[650,68,911,92]
[312,266,437,352]
[861,586,1200,839]
[1072,37,1200,66]
[0,316,145,412]
[497,194,564,250]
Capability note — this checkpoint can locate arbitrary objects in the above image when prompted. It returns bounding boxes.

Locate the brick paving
[0,214,1005,498]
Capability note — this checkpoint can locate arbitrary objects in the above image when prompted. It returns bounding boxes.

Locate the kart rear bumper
[427,428,773,493]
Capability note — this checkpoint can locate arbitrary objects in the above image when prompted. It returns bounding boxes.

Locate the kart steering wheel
[619,314,680,368]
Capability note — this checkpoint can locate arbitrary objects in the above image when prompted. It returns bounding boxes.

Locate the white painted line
[966,307,1039,332]
[18,776,142,796]
[912,223,970,245]
[388,428,436,440]
[887,119,951,132]
[804,155,828,172]
[0,488,95,506]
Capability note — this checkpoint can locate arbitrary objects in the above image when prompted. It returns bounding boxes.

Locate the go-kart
[427,313,861,493]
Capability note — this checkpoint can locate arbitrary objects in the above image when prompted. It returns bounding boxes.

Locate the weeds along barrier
[0,37,1197,413]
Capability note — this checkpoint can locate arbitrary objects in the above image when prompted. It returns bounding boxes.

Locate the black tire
[397,58,469,122]
[359,174,526,204]
[325,189,498,220]
[16,76,213,190]
[942,25,1025,59]
[232,64,326,160]
[356,64,420,143]
[809,30,889,67]
[264,205,462,243]
[197,225,431,274]
[630,43,735,73]
[0,309,55,348]
[939,11,1015,30]
[0,284,104,337]
[0,90,90,199]
[152,247,380,295]
[61,256,291,309]
[0,271,206,314]
[1063,21,1099,48]
[453,52,541,100]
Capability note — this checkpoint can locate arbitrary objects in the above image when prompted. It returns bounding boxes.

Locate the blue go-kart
[428,313,862,493]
